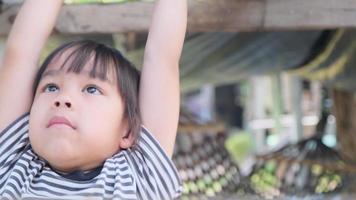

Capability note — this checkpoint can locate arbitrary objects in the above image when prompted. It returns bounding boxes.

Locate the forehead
[41,69,116,86]
[43,47,118,84]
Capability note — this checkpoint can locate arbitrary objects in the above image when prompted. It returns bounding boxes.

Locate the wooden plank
[56,0,264,33]
[187,0,264,32]
[57,2,153,34]
[265,0,356,30]
[1,0,356,35]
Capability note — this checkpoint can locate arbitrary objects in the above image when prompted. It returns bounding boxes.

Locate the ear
[118,119,134,149]
[119,130,135,149]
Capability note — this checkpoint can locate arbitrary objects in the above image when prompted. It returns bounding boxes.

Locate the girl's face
[29,53,133,173]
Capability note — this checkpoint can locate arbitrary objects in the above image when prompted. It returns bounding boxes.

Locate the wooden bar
[1,0,356,35]
[265,0,356,30]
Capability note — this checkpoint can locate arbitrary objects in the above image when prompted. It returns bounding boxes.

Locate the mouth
[47,116,76,129]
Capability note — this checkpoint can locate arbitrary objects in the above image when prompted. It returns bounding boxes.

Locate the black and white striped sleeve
[0,113,30,176]
[126,126,183,200]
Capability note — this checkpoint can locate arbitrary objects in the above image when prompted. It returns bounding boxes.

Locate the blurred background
[1,0,356,199]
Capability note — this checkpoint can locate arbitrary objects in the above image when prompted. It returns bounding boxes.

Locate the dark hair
[33,40,141,145]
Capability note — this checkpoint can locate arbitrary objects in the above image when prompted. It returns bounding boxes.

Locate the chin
[34,144,78,169]
[49,162,78,173]
[45,150,109,173]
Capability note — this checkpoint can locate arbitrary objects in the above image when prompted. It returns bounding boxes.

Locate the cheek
[84,109,122,134]
[28,111,44,156]
[81,103,123,139]
[86,98,123,122]
[29,99,47,125]
[80,117,122,154]
[28,96,52,138]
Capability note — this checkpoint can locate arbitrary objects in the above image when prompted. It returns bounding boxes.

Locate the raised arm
[140,0,187,157]
[0,0,63,132]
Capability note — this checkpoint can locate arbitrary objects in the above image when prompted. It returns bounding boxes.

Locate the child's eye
[83,85,102,95]
[43,84,59,93]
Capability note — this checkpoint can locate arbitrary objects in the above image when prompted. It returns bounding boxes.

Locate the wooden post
[332,89,356,164]
[271,74,283,140]
[290,76,303,143]
[248,76,269,154]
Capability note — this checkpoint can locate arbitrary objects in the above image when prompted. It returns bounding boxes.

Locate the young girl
[0,0,186,199]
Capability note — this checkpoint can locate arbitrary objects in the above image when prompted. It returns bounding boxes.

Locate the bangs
[49,40,119,82]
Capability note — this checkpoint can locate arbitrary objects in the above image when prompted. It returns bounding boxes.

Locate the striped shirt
[0,113,182,199]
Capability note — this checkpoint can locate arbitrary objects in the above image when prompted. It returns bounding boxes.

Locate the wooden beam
[1,0,356,35]
[265,0,356,30]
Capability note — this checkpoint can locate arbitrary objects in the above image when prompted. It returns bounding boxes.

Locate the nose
[53,92,74,109]
[54,101,72,108]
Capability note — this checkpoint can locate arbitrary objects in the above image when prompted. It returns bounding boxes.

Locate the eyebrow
[41,69,59,79]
